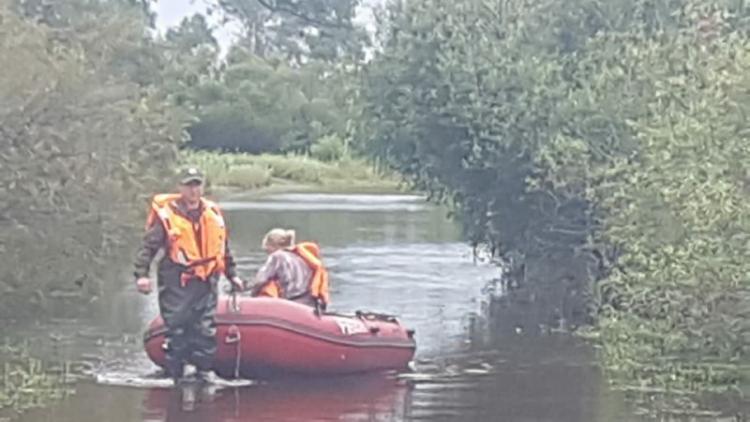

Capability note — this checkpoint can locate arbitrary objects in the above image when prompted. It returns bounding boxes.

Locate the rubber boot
[196,370,219,384]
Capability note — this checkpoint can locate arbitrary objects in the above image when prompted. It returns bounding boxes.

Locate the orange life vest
[146,193,227,285]
[257,242,330,306]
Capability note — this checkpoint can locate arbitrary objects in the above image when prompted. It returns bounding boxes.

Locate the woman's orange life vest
[257,242,330,306]
[145,193,227,285]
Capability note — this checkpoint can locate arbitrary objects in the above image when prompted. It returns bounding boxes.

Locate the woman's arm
[247,253,281,293]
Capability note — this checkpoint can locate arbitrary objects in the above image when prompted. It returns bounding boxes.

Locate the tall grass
[180,150,403,193]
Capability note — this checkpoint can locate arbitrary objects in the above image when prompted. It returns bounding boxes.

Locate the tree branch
[255,0,353,29]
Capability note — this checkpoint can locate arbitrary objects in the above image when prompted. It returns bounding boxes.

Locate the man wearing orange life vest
[133,167,243,383]
[248,228,330,310]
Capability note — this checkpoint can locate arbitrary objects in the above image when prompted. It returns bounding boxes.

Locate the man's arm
[133,221,166,279]
[224,239,238,280]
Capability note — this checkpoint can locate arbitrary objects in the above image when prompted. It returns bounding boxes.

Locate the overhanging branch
[255,0,353,29]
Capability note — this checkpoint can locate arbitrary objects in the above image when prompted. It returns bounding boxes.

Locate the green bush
[217,164,272,189]
[250,154,325,183]
[310,134,346,162]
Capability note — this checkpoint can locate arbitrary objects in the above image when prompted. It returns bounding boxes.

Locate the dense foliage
[0,0,186,311]
[185,54,358,153]
[362,0,750,400]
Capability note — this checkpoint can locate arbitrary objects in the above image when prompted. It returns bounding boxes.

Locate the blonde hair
[262,228,296,250]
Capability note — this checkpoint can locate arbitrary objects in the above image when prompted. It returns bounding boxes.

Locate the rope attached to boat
[234,334,241,379]
[227,291,242,379]
[226,324,242,379]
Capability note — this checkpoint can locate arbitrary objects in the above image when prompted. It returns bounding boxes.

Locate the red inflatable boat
[143,296,416,378]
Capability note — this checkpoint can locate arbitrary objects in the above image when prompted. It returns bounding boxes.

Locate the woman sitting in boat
[247,228,330,310]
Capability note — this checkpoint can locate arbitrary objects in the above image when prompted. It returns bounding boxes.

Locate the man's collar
[173,197,204,214]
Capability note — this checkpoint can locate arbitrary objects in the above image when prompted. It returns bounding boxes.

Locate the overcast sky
[153,0,239,53]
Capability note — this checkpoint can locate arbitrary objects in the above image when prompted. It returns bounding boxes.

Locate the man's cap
[178,167,205,185]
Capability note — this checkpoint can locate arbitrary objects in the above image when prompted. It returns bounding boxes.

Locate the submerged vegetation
[0,345,73,414]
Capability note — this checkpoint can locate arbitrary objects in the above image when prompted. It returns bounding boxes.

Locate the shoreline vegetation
[180,150,406,197]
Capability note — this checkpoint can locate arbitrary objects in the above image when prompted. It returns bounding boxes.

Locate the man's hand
[229,276,244,292]
[136,277,153,295]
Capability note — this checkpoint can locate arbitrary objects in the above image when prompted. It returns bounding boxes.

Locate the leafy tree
[169,1,369,154]
[216,0,272,56]
[217,0,369,64]
[361,0,750,401]
[162,14,220,109]
[186,48,355,153]
[0,0,186,314]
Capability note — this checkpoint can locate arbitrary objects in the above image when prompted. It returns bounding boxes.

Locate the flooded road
[14,193,638,421]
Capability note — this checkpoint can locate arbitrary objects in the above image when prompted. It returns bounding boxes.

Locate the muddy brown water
[12,193,641,421]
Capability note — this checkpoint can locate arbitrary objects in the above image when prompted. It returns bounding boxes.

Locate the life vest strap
[184,255,218,268]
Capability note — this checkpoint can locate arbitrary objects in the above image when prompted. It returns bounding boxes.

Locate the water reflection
[142,376,409,422]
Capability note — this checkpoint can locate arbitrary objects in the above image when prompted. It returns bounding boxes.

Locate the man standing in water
[133,167,243,383]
